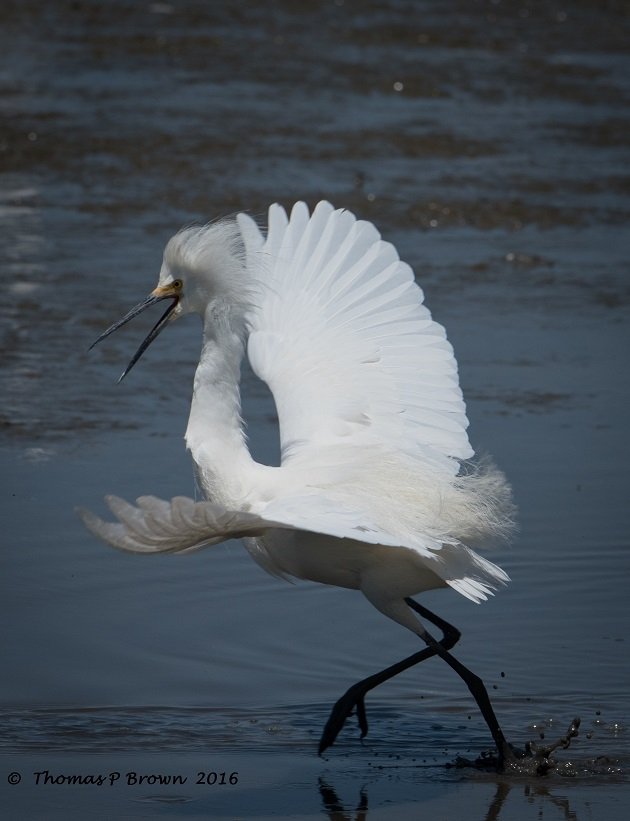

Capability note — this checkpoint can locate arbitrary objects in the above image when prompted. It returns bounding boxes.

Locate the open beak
[90,286,180,382]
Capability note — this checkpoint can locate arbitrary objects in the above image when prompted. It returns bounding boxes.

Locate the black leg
[318,599,460,754]
[419,630,514,766]
[404,596,462,644]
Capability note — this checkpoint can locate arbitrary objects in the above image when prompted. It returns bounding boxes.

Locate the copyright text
[7,770,239,787]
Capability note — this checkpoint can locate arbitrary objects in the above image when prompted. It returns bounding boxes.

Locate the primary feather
[240,201,472,469]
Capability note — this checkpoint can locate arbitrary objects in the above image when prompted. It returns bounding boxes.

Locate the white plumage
[80,200,516,760]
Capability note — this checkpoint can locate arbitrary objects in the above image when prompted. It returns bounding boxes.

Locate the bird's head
[90,220,249,381]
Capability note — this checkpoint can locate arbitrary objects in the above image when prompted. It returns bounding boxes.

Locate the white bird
[80,201,516,766]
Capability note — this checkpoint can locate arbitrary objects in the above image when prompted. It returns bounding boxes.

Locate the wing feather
[77,492,424,556]
[78,496,267,554]
[79,491,508,602]
[241,201,473,469]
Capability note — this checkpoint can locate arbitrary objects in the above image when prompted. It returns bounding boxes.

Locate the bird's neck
[185,308,255,507]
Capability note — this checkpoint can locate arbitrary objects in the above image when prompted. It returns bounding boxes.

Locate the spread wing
[77,493,507,602]
[238,201,473,476]
[78,495,269,555]
[77,493,419,555]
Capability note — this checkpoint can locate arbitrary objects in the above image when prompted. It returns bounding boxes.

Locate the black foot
[318,685,369,755]
[450,717,581,775]
[520,716,581,775]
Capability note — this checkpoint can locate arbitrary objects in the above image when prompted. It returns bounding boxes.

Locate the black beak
[90,293,179,382]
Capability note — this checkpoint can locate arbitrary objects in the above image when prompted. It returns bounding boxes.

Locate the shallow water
[2,1,630,818]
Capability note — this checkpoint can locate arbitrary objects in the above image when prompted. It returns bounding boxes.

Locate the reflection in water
[318,776,582,821]
[319,778,368,821]
[486,782,511,821]
[486,780,581,821]
[522,784,578,821]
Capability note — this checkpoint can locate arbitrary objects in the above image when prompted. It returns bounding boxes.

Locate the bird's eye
[172,279,183,291]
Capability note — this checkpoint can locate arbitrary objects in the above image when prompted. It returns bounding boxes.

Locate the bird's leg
[418,628,514,767]
[404,596,462,641]
[318,600,460,755]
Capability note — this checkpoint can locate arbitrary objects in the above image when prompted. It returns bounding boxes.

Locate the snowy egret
[80,201,516,765]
